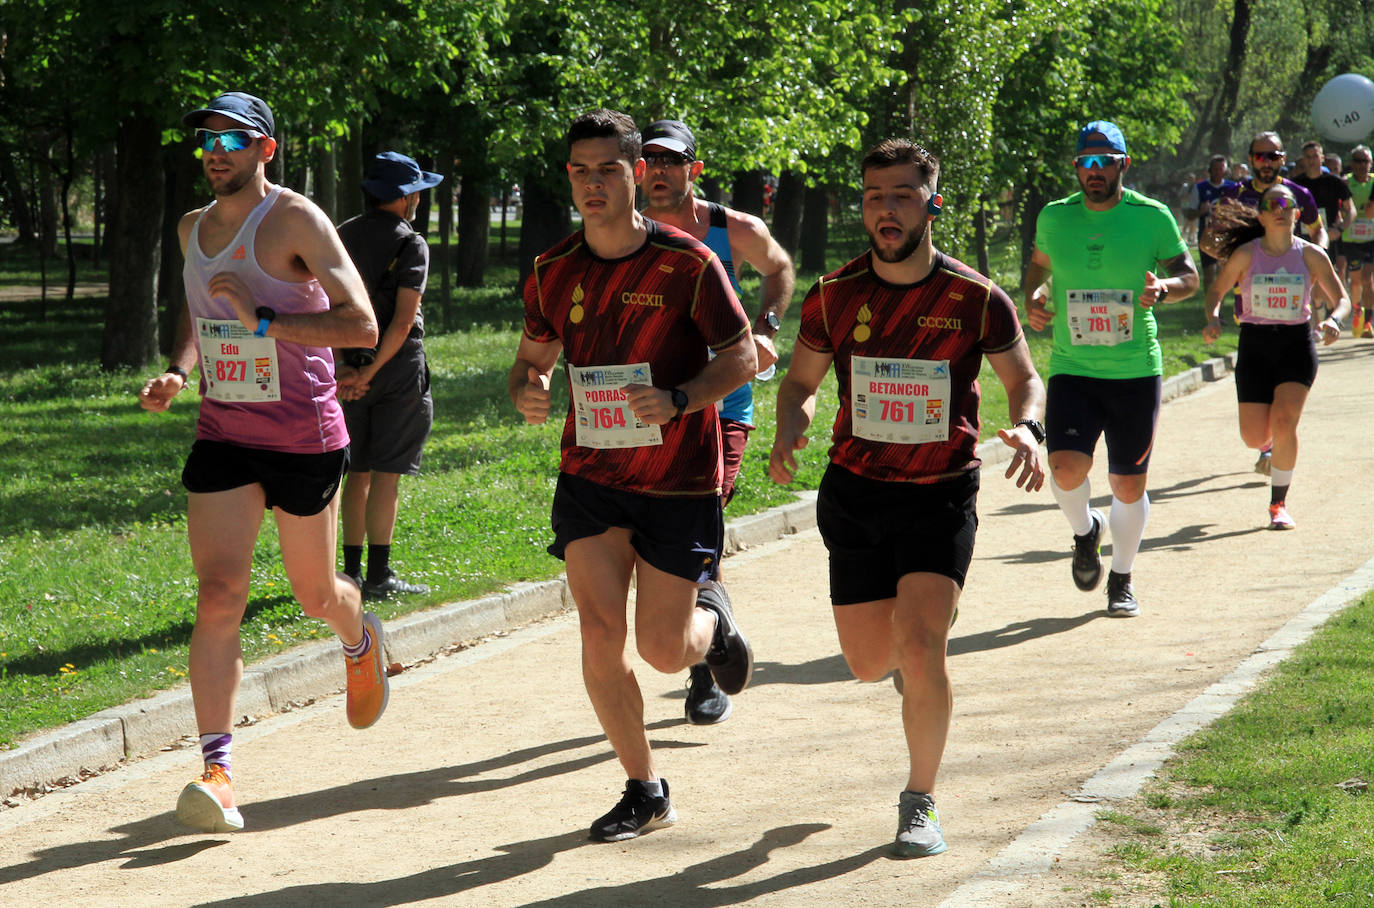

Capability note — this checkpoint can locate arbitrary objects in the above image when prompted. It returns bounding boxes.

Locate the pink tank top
[184,185,348,453]
[1239,236,1312,326]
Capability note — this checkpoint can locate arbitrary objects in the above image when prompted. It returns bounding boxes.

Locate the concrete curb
[0,355,1235,797]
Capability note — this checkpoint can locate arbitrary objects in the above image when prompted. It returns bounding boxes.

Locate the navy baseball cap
[1076,120,1127,155]
[182,92,275,137]
[642,120,697,160]
[362,152,444,201]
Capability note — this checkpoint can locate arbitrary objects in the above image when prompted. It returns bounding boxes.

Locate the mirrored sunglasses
[195,128,264,153]
[1261,195,1300,212]
[1251,150,1285,162]
[1073,153,1124,170]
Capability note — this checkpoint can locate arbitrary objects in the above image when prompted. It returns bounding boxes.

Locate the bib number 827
[215,360,246,382]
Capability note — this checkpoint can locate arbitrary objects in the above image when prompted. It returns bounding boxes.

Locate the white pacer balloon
[1312,73,1374,143]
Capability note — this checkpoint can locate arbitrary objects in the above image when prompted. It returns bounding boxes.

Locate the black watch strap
[670,387,689,419]
[1015,418,1046,444]
[166,364,189,381]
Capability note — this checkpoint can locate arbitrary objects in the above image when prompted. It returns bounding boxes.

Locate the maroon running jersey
[797,251,1023,483]
[524,220,750,496]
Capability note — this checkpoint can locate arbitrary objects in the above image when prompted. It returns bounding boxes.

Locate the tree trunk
[60,121,76,301]
[772,170,804,256]
[517,175,570,289]
[99,147,117,260]
[699,175,724,204]
[267,124,285,187]
[37,141,59,258]
[800,185,829,275]
[102,113,163,370]
[731,170,765,217]
[0,139,37,244]
[436,143,455,326]
[456,169,490,287]
[414,153,436,236]
[315,140,338,224]
[1017,186,1050,279]
[1207,0,1251,155]
[339,123,364,222]
[157,141,200,352]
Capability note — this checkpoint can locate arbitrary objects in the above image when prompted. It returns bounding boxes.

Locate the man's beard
[868,220,928,263]
[1079,170,1121,204]
[208,166,252,198]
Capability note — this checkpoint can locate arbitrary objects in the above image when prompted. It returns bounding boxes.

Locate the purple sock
[342,625,372,659]
[200,733,232,778]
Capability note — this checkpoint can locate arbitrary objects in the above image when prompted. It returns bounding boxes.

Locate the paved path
[3,340,1373,906]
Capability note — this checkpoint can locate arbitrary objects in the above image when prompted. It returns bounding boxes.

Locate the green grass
[1085,593,1374,906]
[0,222,1236,750]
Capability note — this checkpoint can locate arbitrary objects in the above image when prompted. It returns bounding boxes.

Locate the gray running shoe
[1254,449,1272,476]
[1106,570,1140,618]
[697,580,753,695]
[685,662,732,725]
[1071,509,1106,592]
[589,778,677,842]
[894,790,947,857]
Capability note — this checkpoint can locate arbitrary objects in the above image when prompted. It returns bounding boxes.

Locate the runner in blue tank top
[639,119,795,726]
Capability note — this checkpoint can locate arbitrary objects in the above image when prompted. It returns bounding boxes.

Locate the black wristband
[167,365,189,381]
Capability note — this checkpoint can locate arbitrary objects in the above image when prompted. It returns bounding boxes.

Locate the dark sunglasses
[1073,153,1124,170]
[1250,150,1285,162]
[1353,157,1372,164]
[1261,195,1300,212]
[195,128,264,153]
[644,151,692,168]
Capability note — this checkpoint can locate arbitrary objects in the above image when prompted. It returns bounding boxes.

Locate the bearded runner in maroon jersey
[509,109,757,843]
[770,138,1046,858]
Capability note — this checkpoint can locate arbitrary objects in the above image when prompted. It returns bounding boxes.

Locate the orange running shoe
[345,611,390,729]
[176,764,244,832]
[1268,503,1296,530]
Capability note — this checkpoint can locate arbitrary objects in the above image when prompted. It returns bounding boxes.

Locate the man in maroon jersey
[769,138,1046,858]
[509,109,758,842]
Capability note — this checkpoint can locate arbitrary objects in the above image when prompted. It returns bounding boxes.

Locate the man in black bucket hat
[336,151,443,598]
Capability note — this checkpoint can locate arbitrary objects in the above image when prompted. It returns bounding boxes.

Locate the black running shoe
[1071,509,1106,592]
[588,778,677,842]
[363,570,430,599]
[696,580,753,695]
[685,662,732,725]
[1105,570,1140,618]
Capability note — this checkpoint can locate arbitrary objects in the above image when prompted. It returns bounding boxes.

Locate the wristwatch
[254,306,276,338]
[1155,283,1170,304]
[759,311,781,336]
[669,387,689,420]
[1014,418,1046,445]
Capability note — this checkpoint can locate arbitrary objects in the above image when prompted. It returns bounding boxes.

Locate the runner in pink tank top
[136,91,394,835]
[1203,183,1350,530]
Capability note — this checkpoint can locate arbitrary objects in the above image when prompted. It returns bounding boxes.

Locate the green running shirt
[1035,188,1187,379]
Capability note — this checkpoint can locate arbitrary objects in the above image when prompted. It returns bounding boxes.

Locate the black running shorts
[817,463,979,604]
[1046,374,1162,476]
[548,472,723,583]
[1235,322,1318,404]
[181,440,348,516]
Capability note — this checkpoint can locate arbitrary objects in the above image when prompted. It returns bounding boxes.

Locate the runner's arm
[1305,245,1351,342]
[1021,246,1053,331]
[769,342,831,484]
[986,339,1046,492]
[624,331,757,425]
[1145,251,1200,304]
[1202,247,1250,343]
[510,334,562,425]
[729,211,796,370]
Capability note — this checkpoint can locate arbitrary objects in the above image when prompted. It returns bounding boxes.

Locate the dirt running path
[3,341,1373,907]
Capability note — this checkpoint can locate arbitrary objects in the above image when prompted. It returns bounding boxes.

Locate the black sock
[1271,485,1289,506]
[366,544,392,581]
[343,545,363,577]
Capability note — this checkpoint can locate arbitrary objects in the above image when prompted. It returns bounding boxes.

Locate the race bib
[568,362,663,449]
[1351,218,1374,242]
[196,318,280,403]
[850,355,951,444]
[1066,289,1133,346]
[1250,272,1305,320]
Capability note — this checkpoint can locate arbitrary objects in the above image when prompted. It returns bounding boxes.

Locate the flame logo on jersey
[853,303,873,343]
[570,283,585,324]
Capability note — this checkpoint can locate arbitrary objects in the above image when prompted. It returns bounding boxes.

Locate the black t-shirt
[1290,171,1352,227]
[336,209,429,339]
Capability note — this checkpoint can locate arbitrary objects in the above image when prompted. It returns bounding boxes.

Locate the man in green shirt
[1339,145,1374,337]
[1023,121,1198,617]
